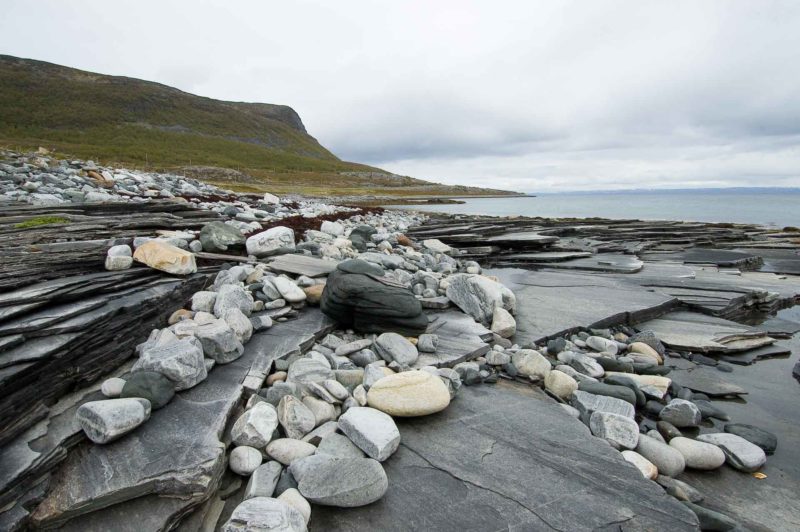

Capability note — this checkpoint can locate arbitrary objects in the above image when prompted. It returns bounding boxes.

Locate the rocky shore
[1,150,798,531]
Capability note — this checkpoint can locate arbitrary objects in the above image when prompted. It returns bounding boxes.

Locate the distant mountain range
[0,54,517,197]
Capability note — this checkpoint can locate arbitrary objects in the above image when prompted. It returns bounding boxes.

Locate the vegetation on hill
[0,55,518,197]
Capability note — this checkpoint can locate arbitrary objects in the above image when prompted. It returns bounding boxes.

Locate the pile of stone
[452,325,778,529]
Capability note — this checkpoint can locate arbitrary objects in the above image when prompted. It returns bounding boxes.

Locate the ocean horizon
[391,187,800,227]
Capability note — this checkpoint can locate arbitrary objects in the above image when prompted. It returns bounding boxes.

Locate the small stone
[416,333,439,353]
[569,353,604,378]
[230,446,264,475]
[271,277,307,303]
[121,371,175,409]
[222,496,306,531]
[657,421,683,441]
[724,423,777,454]
[316,433,366,459]
[366,370,450,417]
[133,336,207,390]
[511,349,551,379]
[338,406,401,461]
[335,338,373,357]
[214,284,253,317]
[302,396,337,427]
[635,434,686,477]
[76,398,151,444]
[105,255,133,271]
[586,336,618,356]
[287,357,334,386]
[571,390,635,419]
[278,395,316,439]
[191,291,217,313]
[277,488,311,525]
[244,461,283,500]
[490,307,516,338]
[303,284,325,305]
[544,370,578,400]
[266,438,317,465]
[353,384,367,406]
[267,371,288,385]
[374,332,419,366]
[621,450,658,480]
[322,379,350,402]
[589,411,640,449]
[659,399,702,428]
[222,307,254,344]
[669,437,726,470]
[246,226,296,257]
[696,433,767,472]
[100,377,126,398]
[193,319,244,364]
[485,350,511,366]
[629,342,662,364]
[232,402,280,447]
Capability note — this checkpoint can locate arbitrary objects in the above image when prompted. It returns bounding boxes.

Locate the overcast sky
[2,1,799,191]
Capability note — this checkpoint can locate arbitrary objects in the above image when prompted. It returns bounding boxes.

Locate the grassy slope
[0,55,517,196]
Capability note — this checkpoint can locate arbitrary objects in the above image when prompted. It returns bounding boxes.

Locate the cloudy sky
[2,0,799,191]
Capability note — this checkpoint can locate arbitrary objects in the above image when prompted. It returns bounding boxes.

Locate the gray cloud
[1,0,799,191]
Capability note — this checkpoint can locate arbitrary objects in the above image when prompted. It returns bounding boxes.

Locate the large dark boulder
[321,260,428,335]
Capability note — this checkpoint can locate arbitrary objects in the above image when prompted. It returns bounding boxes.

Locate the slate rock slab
[670,367,748,397]
[311,381,698,531]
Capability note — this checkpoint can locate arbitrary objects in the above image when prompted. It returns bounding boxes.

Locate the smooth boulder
[669,437,726,470]
[292,455,388,507]
[366,370,450,417]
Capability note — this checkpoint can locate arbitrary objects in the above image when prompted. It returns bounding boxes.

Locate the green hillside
[0,55,518,197]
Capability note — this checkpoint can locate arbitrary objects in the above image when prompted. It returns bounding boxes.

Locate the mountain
[0,55,517,197]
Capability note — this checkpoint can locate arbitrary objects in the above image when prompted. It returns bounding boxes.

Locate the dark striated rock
[320,261,427,336]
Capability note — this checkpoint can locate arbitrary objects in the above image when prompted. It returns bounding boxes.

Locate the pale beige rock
[544,369,578,399]
[303,284,325,306]
[629,342,663,364]
[621,450,658,479]
[266,438,317,465]
[604,372,671,399]
[366,370,450,417]
[277,488,311,524]
[267,371,288,385]
[133,240,196,275]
